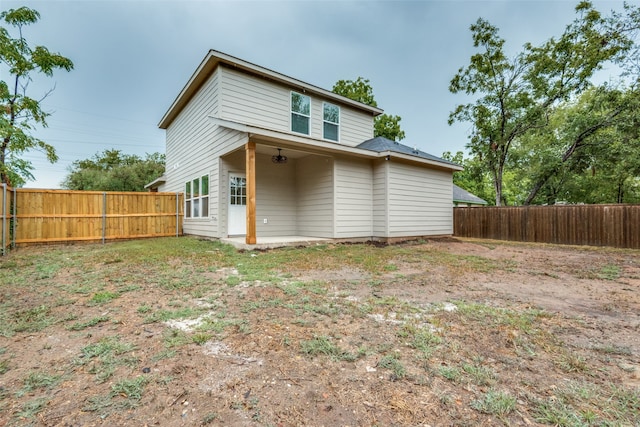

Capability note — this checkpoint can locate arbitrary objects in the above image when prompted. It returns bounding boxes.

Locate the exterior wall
[219,67,374,147]
[387,162,453,237]
[334,156,373,238]
[255,153,297,237]
[296,155,334,237]
[161,69,221,237]
[372,159,388,237]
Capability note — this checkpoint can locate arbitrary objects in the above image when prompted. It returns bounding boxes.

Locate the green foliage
[442,151,494,205]
[62,149,165,191]
[0,6,73,186]
[449,2,637,205]
[332,77,406,141]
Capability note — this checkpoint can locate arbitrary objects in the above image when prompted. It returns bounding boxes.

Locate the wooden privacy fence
[454,204,640,249]
[1,185,183,254]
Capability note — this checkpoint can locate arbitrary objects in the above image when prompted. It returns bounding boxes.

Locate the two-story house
[148,50,462,246]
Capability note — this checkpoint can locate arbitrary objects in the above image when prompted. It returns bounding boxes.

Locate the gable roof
[357,136,461,168]
[453,184,488,205]
[159,50,384,129]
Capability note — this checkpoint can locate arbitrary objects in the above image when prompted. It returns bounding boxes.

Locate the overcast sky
[2,0,628,189]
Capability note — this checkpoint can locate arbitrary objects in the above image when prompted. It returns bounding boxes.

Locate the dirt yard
[0,237,638,426]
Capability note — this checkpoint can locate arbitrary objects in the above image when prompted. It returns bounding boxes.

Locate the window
[185,175,209,218]
[291,91,310,135]
[229,176,246,206]
[323,102,339,141]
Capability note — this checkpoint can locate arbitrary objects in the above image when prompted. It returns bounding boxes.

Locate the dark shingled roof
[356,136,460,167]
[453,184,487,205]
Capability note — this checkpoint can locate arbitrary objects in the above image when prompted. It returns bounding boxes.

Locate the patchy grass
[0,237,638,426]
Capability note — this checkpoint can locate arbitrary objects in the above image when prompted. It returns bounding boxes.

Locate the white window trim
[185,174,209,219]
[291,91,311,135]
[322,102,340,142]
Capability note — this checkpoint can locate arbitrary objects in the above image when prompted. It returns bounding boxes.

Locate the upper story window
[185,175,209,219]
[323,102,340,141]
[291,91,310,135]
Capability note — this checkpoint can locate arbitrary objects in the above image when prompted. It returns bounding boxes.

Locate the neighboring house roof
[144,174,166,190]
[159,50,384,129]
[453,184,488,205]
[357,136,461,168]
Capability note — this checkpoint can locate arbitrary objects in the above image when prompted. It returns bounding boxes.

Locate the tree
[62,150,165,192]
[449,1,631,205]
[332,77,406,141]
[0,7,73,186]
[441,151,494,204]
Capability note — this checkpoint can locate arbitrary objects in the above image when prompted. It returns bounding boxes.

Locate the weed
[89,291,119,305]
[202,412,218,424]
[163,329,191,348]
[300,335,355,361]
[67,315,110,331]
[111,376,148,400]
[10,304,57,335]
[18,371,63,396]
[76,336,137,382]
[470,389,516,417]
[378,354,406,379]
[151,349,176,362]
[598,264,621,280]
[143,306,203,323]
[137,304,152,314]
[16,397,48,419]
[192,332,212,345]
[0,359,9,375]
[558,351,589,373]
[533,398,584,426]
[438,366,461,382]
[463,363,495,386]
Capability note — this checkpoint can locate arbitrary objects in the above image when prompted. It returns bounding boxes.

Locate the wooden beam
[245,141,257,244]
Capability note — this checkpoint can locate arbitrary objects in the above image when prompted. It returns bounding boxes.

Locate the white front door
[228,173,246,235]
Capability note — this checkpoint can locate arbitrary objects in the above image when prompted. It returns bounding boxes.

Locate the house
[453,184,488,207]
[150,50,462,245]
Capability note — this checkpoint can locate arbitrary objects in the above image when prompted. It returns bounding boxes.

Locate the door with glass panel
[228,173,246,235]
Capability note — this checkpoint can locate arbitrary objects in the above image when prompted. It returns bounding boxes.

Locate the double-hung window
[185,175,209,218]
[323,102,340,141]
[291,91,310,135]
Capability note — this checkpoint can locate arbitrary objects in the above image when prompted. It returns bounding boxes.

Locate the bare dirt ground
[0,237,638,426]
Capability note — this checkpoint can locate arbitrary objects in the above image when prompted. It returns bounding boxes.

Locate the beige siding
[334,157,373,238]
[255,153,297,237]
[219,67,375,147]
[296,155,334,237]
[372,159,388,237]
[161,70,222,237]
[387,162,453,237]
[219,67,290,131]
[340,107,375,147]
[160,66,248,238]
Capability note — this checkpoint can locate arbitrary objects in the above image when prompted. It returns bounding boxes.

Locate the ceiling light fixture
[271,148,288,164]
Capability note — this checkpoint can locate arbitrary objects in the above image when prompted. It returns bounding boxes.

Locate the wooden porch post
[245,141,257,244]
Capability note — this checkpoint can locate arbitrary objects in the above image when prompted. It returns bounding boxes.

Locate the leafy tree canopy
[62,150,165,192]
[449,1,637,205]
[0,6,73,186]
[332,77,406,142]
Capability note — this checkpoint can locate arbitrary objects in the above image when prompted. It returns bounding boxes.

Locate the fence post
[175,192,179,237]
[1,183,6,256]
[102,192,107,244]
[11,188,16,249]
